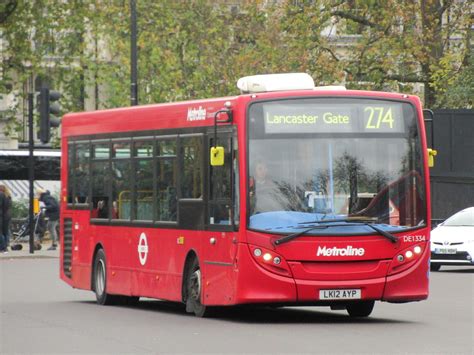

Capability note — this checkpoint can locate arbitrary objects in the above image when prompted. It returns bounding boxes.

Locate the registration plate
[434,248,457,254]
[319,289,361,300]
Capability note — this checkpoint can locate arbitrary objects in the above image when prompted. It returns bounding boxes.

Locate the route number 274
[364,107,394,129]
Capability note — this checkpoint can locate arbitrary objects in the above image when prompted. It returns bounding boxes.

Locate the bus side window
[135,159,153,221]
[91,142,110,219]
[67,143,74,204]
[209,134,236,226]
[156,139,177,222]
[112,141,131,220]
[133,140,154,221]
[75,143,90,204]
[233,137,239,226]
[180,136,203,199]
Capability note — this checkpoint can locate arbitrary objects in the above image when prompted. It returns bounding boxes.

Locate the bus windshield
[247,98,426,235]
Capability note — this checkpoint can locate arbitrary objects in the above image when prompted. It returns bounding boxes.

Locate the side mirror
[210,106,232,167]
[210,146,225,166]
[427,148,437,168]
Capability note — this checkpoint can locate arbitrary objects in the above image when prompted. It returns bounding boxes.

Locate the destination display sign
[263,103,405,134]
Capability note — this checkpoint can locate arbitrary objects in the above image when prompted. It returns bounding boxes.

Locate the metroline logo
[187,106,206,121]
[317,245,365,257]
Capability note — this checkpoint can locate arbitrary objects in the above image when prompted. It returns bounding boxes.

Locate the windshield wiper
[313,217,398,243]
[274,225,330,245]
[274,218,398,246]
[362,223,398,243]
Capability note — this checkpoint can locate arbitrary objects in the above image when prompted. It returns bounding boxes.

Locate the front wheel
[185,258,211,317]
[93,249,119,305]
[346,301,375,317]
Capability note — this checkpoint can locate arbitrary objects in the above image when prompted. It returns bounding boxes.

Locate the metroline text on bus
[59,73,433,318]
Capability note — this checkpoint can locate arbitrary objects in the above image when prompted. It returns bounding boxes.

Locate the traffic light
[38,88,61,144]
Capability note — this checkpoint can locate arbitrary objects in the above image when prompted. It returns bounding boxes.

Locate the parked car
[430,207,474,271]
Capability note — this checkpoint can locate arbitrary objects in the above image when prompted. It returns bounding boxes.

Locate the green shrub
[11,199,29,219]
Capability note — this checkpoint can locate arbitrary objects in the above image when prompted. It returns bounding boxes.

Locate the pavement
[0,242,60,259]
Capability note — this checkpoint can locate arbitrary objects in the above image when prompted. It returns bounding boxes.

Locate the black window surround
[66,126,239,232]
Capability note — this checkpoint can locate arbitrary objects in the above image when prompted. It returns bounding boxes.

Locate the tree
[325,0,472,107]
[2,0,472,145]
[1,1,95,141]
[439,55,473,108]
[0,0,17,24]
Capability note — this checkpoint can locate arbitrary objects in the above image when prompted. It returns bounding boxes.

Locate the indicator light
[389,243,424,275]
[249,245,292,277]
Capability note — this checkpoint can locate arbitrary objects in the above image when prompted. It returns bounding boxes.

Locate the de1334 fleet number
[403,235,426,243]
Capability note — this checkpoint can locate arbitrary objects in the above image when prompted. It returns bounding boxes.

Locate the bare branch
[439,0,454,16]
[331,10,384,31]
[321,46,340,62]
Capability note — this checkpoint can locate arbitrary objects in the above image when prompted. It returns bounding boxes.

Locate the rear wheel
[430,263,441,272]
[346,301,375,317]
[93,249,119,305]
[185,258,211,317]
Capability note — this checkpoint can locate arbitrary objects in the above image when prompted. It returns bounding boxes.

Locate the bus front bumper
[233,243,429,305]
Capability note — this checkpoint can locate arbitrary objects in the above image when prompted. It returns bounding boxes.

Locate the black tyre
[93,249,119,305]
[430,263,441,272]
[346,301,375,317]
[185,258,211,317]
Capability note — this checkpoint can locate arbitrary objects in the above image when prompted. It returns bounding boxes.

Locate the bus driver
[250,160,283,214]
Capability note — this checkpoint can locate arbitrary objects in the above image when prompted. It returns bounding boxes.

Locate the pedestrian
[0,184,11,253]
[37,189,60,251]
[0,184,12,252]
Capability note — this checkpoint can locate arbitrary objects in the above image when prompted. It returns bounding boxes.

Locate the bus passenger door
[203,131,239,305]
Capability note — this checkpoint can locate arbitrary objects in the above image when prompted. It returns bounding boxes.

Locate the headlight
[388,242,425,275]
[249,245,292,277]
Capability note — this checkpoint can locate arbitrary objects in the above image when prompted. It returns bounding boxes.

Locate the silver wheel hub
[96,259,105,296]
[189,269,201,301]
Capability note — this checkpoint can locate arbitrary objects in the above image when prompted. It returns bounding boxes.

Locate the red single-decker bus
[60,73,432,317]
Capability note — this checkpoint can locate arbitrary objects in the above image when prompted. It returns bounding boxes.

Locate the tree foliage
[325,0,472,107]
[1,1,93,138]
[1,0,472,139]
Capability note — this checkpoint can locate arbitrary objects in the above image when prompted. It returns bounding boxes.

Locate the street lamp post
[130,0,138,106]
[27,93,35,254]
